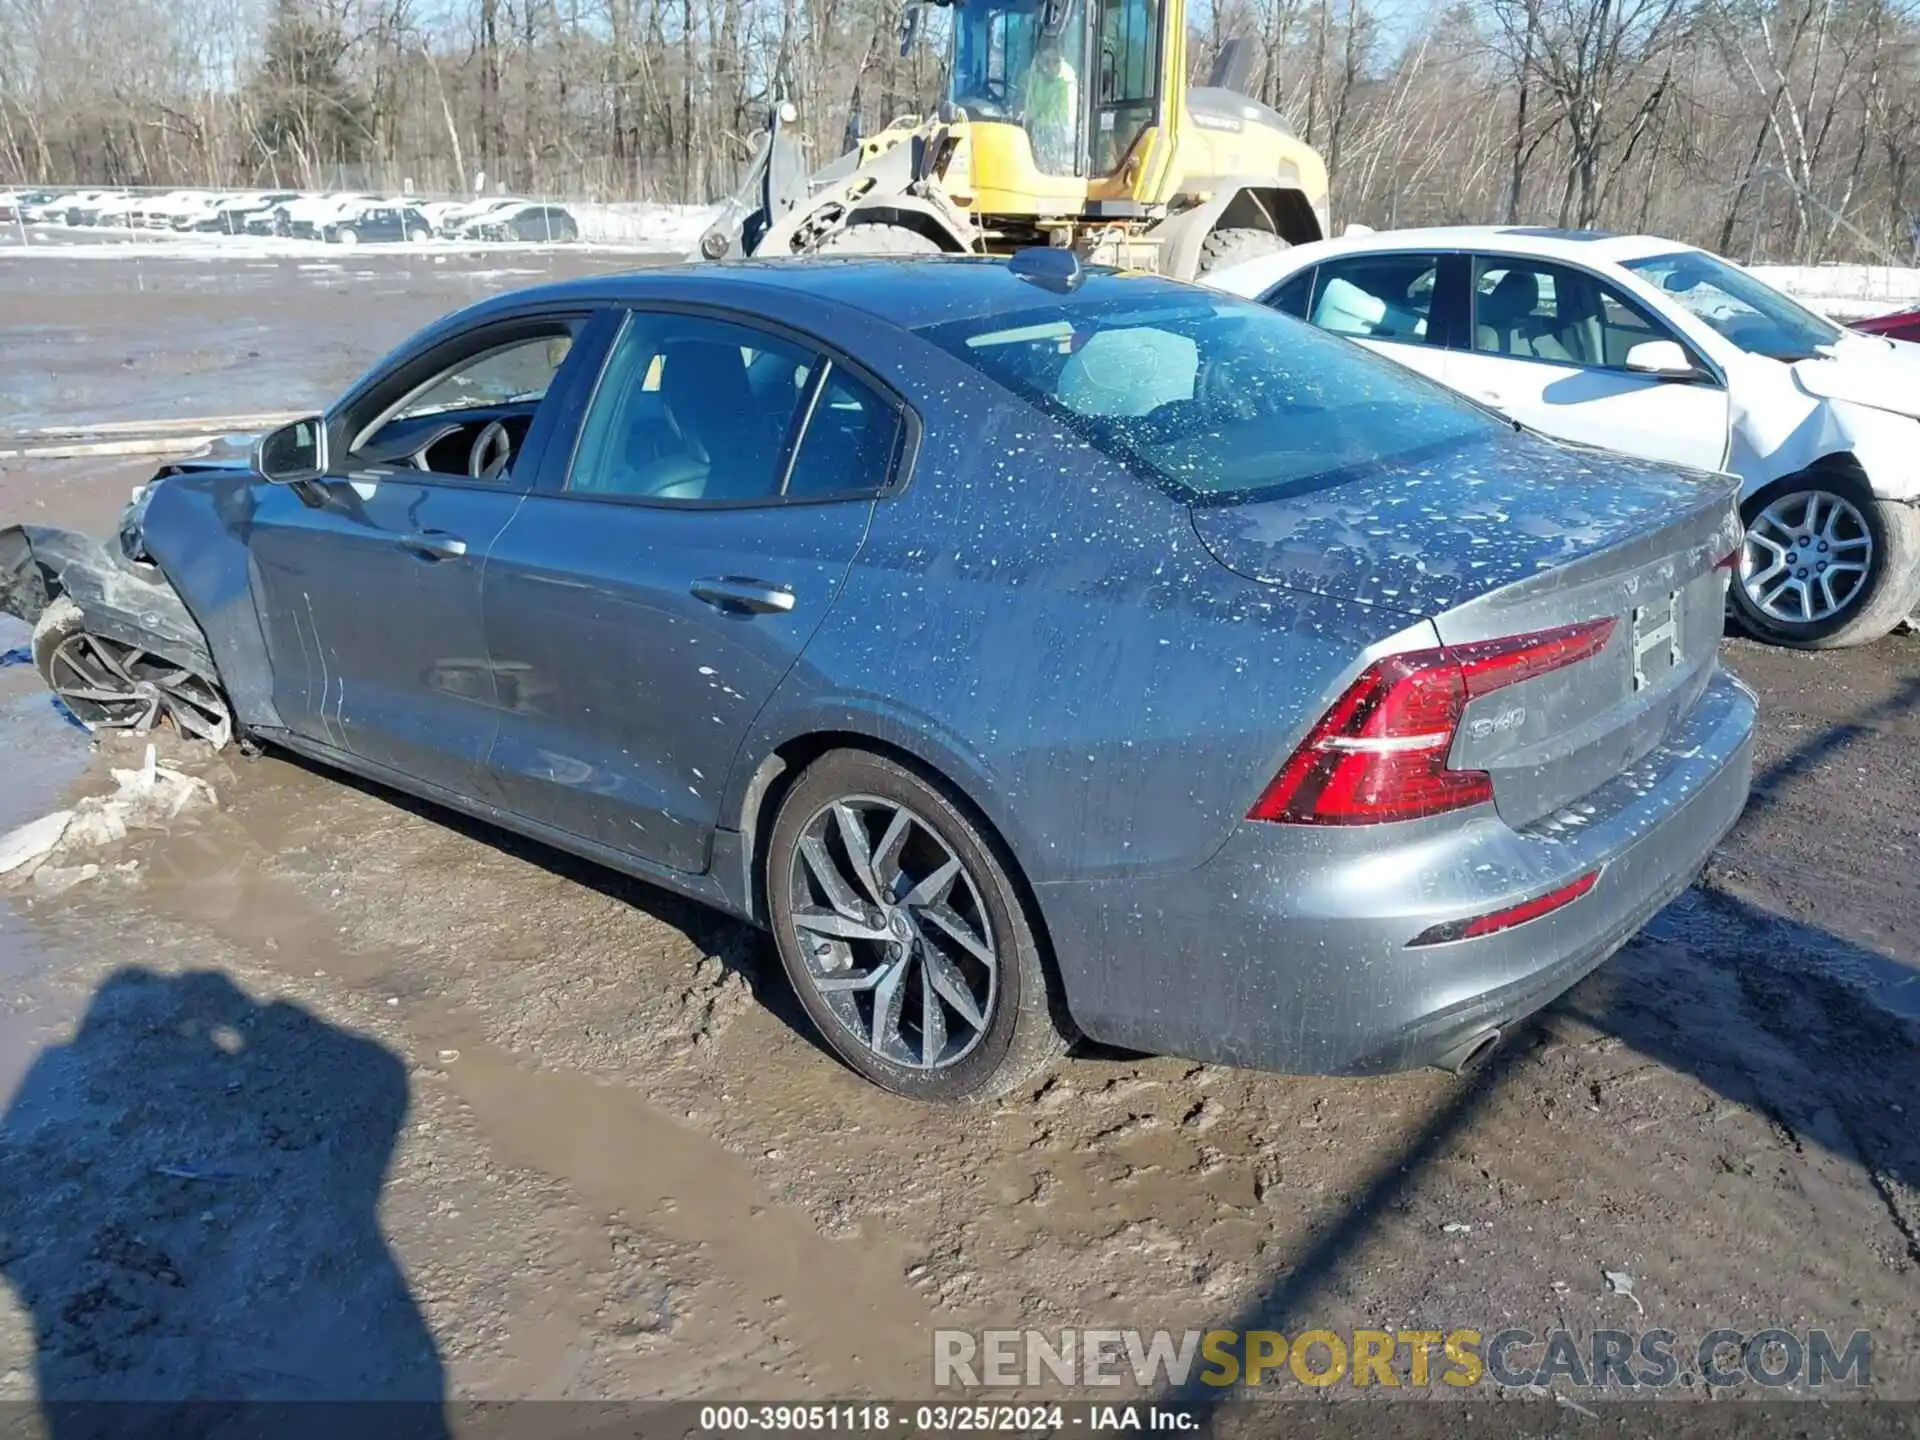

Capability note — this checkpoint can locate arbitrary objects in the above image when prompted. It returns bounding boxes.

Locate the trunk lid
[1191,432,1743,828]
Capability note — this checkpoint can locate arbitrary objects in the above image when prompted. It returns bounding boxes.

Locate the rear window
[916,291,1502,502]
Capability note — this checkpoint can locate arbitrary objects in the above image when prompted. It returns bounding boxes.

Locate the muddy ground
[0,252,1915,1421]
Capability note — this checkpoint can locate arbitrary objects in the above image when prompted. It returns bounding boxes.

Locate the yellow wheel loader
[692,2,1329,280]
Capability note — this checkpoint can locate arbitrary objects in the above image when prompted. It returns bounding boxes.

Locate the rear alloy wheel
[1730,471,1920,649]
[1194,227,1290,278]
[767,750,1067,1103]
[33,597,232,746]
[816,222,944,256]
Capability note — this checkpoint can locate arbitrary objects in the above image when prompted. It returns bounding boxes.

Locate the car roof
[484,256,1215,333]
[1288,225,1698,266]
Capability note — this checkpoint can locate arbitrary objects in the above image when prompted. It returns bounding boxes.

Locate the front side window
[349,325,580,480]
[1473,257,1695,370]
[1621,249,1841,361]
[1307,254,1439,343]
[917,289,1504,502]
[393,335,573,423]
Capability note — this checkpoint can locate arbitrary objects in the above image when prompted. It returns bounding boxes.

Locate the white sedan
[1208,226,1920,648]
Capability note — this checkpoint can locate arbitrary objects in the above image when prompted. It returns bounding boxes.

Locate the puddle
[0,629,95,836]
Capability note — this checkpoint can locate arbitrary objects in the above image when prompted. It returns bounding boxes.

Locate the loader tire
[817,222,944,256]
[1195,227,1290,277]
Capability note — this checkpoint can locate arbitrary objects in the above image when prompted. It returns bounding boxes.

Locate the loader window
[950,0,1084,173]
[1092,0,1159,173]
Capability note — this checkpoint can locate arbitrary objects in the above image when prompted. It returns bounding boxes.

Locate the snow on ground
[0,201,715,259]
[1752,263,1920,319]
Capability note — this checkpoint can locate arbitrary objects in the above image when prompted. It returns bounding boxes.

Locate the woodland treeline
[1,0,1916,260]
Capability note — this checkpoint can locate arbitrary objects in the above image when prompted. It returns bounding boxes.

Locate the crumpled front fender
[0,522,218,680]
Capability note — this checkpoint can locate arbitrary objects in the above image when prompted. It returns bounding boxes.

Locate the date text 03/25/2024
[696,1404,1197,1432]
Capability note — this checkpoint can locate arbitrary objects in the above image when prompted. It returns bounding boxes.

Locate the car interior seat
[1476,270,1575,362]
[626,339,781,500]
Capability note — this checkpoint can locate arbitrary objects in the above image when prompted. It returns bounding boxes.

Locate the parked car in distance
[207,192,301,234]
[1207,226,1920,649]
[62,191,128,226]
[441,196,528,236]
[473,202,579,243]
[0,189,48,222]
[0,255,1755,1104]
[1853,307,1920,344]
[281,193,369,239]
[323,201,434,245]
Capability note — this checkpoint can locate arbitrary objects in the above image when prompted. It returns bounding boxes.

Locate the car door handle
[690,577,796,614]
[398,531,468,561]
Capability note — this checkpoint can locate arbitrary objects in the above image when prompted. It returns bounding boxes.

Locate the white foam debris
[0,810,75,877]
[0,745,216,888]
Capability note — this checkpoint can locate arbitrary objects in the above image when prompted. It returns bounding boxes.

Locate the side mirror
[255,415,328,484]
[1624,339,1706,382]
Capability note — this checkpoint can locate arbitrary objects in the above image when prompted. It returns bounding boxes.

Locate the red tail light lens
[1248,618,1616,826]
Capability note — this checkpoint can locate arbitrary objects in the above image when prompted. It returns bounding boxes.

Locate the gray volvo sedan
[0,254,1754,1104]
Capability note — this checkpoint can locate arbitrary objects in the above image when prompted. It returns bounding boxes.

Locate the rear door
[245,312,601,799]
[1443,254,1730,471]
[481,307,908,873]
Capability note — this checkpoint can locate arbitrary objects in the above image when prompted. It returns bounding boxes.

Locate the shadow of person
[0,968,446,1439]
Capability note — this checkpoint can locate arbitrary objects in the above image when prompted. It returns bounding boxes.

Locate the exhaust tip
[1435,1028,1502,1076]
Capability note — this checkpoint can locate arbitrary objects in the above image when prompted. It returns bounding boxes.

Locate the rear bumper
[1037,669,1756,1075]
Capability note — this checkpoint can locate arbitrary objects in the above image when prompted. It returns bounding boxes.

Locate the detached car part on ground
[0,256,1754,1104]
[1208,227,1920,650]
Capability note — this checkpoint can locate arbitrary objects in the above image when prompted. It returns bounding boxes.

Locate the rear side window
[568,312,899,504]
[1308,254,1440,343]
[1264,268,1315,320]
[785,371,901,499]
[916,291,1502,502]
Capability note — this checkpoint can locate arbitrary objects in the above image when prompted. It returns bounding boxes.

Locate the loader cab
[945,0,1166,183]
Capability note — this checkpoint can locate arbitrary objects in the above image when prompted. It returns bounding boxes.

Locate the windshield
[1622,250,1842,362]
[949,0,1083,172]
[917,289,1508,502]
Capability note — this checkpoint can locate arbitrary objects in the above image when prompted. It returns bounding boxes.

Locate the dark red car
[1853,307,1920,343]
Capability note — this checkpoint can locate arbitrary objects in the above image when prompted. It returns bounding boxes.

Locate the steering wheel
[468,420,513,481]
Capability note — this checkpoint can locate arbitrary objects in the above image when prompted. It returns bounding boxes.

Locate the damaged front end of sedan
[0,466,236,748]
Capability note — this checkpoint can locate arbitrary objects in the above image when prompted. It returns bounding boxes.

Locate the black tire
[766,749,1069,1104]
[1194,226,1291,278]
[816,222,944,256]
[1728,470,1920,649]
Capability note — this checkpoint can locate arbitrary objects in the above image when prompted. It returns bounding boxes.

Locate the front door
[245,317,594,799]
[1443,255,1731,472]
[482,309,906,873]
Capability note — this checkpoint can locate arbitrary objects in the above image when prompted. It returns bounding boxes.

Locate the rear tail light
[1247,618,1616,826]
